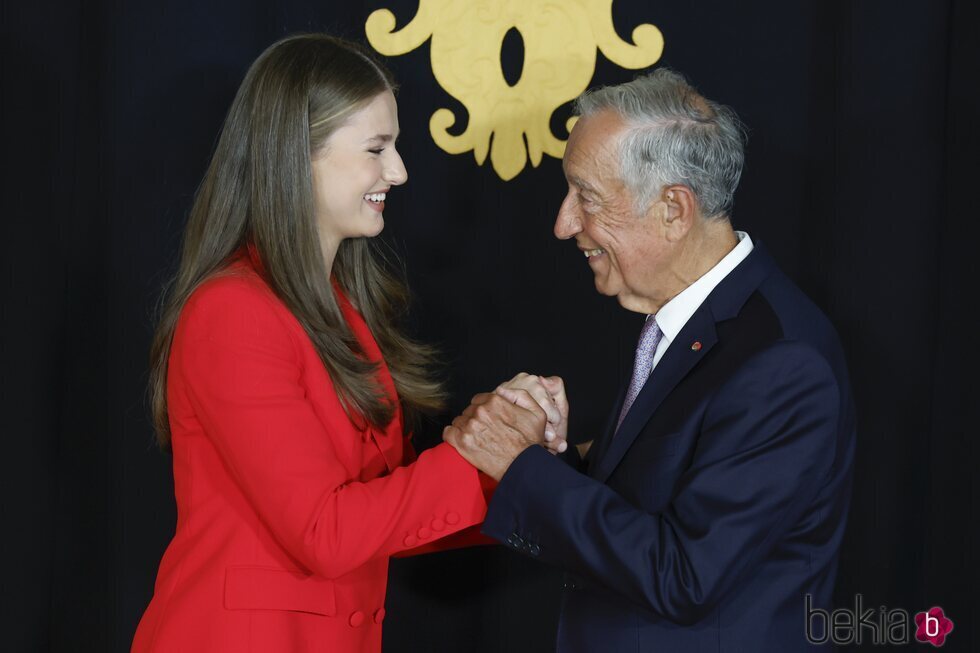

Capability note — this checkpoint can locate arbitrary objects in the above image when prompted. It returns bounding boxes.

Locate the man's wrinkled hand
[442,392,548,480]
[494,373,569,454]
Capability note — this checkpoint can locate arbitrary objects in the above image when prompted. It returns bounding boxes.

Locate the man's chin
[592,276,615,297]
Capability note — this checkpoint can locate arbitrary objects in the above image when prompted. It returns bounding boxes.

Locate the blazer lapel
[586,385,626,478]
[370,416,406,474]
[593,308,718,483]
[589,242,777,483]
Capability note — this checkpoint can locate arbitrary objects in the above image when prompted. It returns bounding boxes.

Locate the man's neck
[647,219,738,312]
[678,219,739,286]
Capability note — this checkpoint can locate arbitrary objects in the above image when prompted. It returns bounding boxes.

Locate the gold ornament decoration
[366,0,664,180]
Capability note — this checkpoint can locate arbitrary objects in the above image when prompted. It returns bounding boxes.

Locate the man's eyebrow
[567,174,596,192]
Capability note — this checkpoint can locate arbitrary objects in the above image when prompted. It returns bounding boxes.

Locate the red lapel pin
[691,341,702,351]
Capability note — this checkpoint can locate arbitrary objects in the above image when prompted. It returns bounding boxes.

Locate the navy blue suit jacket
[483,244,856,652]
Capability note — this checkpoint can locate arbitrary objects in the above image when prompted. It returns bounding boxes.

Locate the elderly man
[444,70,855,651]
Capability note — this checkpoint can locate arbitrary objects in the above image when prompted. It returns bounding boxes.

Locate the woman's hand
[494,373,569,454]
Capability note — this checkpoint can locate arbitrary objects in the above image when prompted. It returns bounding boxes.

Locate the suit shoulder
[758,271,838,341]
[735,338,837,385]
[177,265,296,344]
[717,270,850,395]
[752,271,850,376]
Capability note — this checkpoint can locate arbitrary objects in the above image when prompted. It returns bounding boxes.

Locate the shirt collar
[653,231,754,343]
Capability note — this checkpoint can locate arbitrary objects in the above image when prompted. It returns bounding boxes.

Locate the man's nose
[554,194,581,240]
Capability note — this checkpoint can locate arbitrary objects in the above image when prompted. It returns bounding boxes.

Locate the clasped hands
[443,373,568,481]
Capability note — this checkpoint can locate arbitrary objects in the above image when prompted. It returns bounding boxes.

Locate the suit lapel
[593,308,718,483]
[589,242,777,483]
[586,385,626,478]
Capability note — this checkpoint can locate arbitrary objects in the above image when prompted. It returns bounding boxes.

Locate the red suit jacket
[132,246,489,653]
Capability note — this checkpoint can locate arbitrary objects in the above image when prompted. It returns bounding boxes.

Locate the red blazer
[132,246,489,653]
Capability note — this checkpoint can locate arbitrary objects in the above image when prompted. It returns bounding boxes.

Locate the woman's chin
[366,216,384,237]
[357,215,385,238]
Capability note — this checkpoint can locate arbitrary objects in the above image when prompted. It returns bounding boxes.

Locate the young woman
[132,34,561,653]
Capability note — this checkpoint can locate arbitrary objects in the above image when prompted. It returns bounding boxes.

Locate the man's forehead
[563,110,626,183]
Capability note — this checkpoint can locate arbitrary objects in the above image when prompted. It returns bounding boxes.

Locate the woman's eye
[368,148,384,155]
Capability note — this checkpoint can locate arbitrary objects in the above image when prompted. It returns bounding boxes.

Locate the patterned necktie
[615,316,663,432]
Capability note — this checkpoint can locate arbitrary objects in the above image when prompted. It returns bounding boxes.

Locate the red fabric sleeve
[395,472,498,556]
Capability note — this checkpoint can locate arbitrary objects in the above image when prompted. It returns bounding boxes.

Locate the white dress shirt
[649,231,754,371]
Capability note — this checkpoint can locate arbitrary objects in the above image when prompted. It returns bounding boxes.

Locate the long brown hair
[149,34,445,448]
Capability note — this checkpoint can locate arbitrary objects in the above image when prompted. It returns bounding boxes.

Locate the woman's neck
[319,233,339,275]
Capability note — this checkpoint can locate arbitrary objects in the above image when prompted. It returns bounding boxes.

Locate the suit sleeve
[481,341,841,624]
[395,472,499,556]
[172,280,488,579]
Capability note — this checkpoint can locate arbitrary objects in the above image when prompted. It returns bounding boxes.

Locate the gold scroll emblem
[365,1,663,180]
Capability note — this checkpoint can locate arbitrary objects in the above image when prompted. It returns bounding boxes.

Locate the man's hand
[494,373,569,453]
[443,392,548,480]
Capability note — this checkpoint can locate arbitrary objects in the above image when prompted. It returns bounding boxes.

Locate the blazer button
[430,518,445,532]
[374,608,386,624]
[403,534,418,547]
[349,611,365,627]
[529,543,540,556]
[445,511,460,525]
[417,527,432,540]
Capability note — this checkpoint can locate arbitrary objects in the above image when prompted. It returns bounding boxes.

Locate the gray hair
[574,68,746,218]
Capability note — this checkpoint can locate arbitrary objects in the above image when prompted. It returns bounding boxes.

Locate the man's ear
[660,185,697,242]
